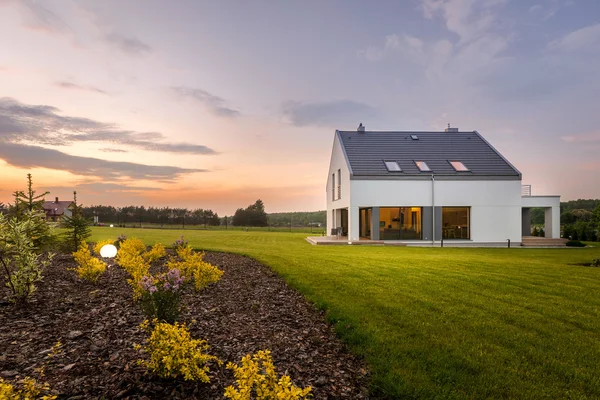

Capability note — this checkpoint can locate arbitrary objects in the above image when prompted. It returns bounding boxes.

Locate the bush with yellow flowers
[92,239,115,256]
[166,246,223,292]
[143,242,167,263]
[115,238,151,298]
[224,350,312,400]
[136,320,221,382]
[71,242,107,283]
[0,376,57,400]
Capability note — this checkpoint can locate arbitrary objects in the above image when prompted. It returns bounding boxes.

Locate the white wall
[349,179,522,243]
[522,196,561,238]
[326,132,351,234]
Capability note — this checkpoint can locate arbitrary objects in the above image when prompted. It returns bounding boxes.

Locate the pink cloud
[561,132,600,143]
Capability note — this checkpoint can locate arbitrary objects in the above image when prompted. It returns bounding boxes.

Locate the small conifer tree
[61,191,91,252]
[9,175,55,251]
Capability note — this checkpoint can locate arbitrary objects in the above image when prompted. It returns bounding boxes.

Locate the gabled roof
[42,200,73,216]
[337,130,521,180]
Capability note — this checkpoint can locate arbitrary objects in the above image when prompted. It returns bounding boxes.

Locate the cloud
[358,34,426,62]
[45,182,161,193]
[171,86,241,117]
[420,0,508,45]
[105,33,152,55]
[0,142,205,181]
[19,0,69,33]
[55,81,108,95]
[99,148,128,153]
[0,97,218,155]
[548,23,600,53]
[561,132,600,143]
[282,100,376,127]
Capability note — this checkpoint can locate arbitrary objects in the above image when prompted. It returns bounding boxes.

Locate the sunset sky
[1,0,599,215]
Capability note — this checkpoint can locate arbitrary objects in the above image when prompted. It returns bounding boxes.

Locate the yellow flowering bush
[92,239,115,255]
[0,377,57,400]
[116,237,146,264]
[224,350,312,400]
[136,320,221,381]
[71,242,107,283]
[115,238,151,298]
[166,246,223,292]
[143,243,167,263]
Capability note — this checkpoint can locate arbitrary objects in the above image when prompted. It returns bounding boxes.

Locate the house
[325,125,561,245]
[42,197,74,221]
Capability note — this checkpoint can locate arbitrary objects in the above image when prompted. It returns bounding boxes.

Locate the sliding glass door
[379,207,422,240]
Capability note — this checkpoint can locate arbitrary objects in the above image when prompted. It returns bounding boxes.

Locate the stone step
[521,237,567,247]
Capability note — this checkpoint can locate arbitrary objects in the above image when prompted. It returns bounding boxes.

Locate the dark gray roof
[338,130,521,180]
[42,200,73,216]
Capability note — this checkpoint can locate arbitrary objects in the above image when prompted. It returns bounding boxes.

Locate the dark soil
[0,251,370,399]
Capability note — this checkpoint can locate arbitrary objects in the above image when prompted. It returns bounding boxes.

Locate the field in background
[93,223,324,234]
[91,227,600,399]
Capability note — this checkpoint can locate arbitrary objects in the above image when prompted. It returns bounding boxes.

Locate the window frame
[441,207,471,240]
[384,160,402,172]
[449,160,469,172]
[414,160,431,172]
[337,169,341,200]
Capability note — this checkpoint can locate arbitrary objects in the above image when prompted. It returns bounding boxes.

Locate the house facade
[326,127,560,245]
[42,197,74,221]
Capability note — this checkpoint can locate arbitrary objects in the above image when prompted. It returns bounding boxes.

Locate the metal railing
[337,185,341,200]
[522,185,532,196]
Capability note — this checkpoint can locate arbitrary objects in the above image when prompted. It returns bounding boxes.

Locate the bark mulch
[0,251,370,399]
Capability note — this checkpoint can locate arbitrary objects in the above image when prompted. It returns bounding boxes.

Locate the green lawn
[91,227,600,399]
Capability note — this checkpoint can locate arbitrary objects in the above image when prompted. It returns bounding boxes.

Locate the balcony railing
[522,185,532,196]
[337,185,341,200]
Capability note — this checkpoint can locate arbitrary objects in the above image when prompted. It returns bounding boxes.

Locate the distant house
[42,197,74,221]
[326,125,561,245]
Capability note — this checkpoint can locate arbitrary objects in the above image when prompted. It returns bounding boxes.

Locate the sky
[0,0,599,215]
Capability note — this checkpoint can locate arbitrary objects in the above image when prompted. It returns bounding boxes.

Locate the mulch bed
[0,250,370,399]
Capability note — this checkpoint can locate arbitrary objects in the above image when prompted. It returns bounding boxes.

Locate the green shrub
[0,213,54,302]
[138,269,185,323]
[591,259,600,267]
[566,240,585,247]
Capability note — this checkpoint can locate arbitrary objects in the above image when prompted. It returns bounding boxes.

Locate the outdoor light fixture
[99,244,118,258]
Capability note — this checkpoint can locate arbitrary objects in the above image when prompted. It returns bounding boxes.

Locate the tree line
[81,205,221,227]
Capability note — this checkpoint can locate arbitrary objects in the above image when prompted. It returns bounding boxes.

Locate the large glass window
[442,207,470,239]
[379,207,422,240]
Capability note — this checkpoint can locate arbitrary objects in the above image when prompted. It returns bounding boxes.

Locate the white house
[326,125,561,245]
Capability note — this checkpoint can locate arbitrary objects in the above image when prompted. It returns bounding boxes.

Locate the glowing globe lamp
[100,244,118,258]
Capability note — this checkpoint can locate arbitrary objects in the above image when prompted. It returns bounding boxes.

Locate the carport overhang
[521,195,561,238]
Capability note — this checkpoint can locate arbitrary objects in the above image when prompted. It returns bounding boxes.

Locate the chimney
[55,197,59,203]
[445,123,458,133]
[357,123,365,133]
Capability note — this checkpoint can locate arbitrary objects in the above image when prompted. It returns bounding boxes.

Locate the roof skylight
[415,161,431,172]
[410,134,419,140]
[384,161,402,172]
[449,161,469,171]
